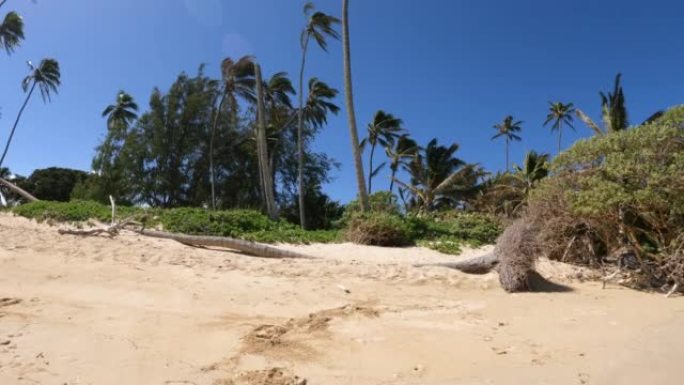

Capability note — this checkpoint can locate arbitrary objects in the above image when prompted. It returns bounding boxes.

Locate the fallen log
[413,253,499,274]
[0,177,38,202]
[137,229,316,260]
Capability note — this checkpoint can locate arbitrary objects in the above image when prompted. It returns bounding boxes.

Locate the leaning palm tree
[492,115,523,171]
[576,73,628,136]
[342,0,370,213]
[303,78,340,129]
[0,58,60,169]
[361,110,403,194]
[384,134,417,197]
[296,1,339,228]
[209,56,255,209]
[544,102,575,154]
[0,11,24,55]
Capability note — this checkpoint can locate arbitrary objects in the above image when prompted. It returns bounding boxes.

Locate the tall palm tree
[0,11,23,54]
[576,73,628,135]
[209,56,255,209]
[384,134,417,197]
[492,115,523,171]
[342,0,370,213]
[544,102,575,154]
[361,110,403,194]
[296,1,339,229]
[263,72,295,188]
[0,58,60,169]
[254,62,278,220]
[102,91,138,137]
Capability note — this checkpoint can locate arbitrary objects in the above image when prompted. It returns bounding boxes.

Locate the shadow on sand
[528,271,574,293]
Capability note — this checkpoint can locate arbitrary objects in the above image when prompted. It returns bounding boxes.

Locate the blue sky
[1,0,683,203]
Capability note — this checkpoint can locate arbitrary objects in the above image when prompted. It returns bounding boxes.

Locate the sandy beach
[1,213,682,385]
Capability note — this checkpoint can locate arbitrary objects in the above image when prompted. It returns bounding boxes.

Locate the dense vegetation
[2,1,683,292]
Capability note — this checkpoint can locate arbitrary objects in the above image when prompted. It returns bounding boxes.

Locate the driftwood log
[58,220,316,260]
[413,253,499,274]
[136,229,316,260]
[0,177,38,202]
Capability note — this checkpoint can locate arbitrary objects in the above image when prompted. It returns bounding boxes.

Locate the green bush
[12,200,143,223]
[344,212,414,247]
[341,191,400,224]
[407,212,502,247]
[526,105,684,280]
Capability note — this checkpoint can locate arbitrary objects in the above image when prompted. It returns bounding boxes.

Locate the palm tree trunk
[0,177,38,202]
[505,137,509,171]
[389,167,396,196]
[368,143,376,194]
[255,63,278,221]
[0,81,36,169]
[342,0,370,212]
[209,92,227,210]
[557,123,562,155]
[297,35,310,228]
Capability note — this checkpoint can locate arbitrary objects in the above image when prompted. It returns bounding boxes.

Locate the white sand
[1,213,682,385]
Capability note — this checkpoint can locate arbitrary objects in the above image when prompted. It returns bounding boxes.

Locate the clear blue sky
[1,0,683,203]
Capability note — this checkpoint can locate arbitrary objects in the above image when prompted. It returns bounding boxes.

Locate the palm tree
[384,134,417,197]
[0,59,60,169]
[492,115,523,171]
[0,11,23,55]
[254,62,278,220]
[342,0,370,213]
[263,72,295,188]
[296,2,339,229]
[544,102,575,154]
[495,150,549,215]
[360,110,403,194]
[576,73,628,135]
[102,91,138,137]
[209,56,255,209]
[394,138,479,211]
[303,78,340,128]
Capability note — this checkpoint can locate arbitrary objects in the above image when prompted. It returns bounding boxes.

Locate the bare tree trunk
[255,63,278,221]
[342,0,370,212]
[368,143,375,194]
[0,177,38,202]
[414,253,499,274]
[138,229,315,259]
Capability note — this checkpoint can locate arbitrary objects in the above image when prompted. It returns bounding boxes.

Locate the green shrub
[417,236,463,255]
[525,105,684,285]
[344,212,414,247]
[12,200,143,223]
[11,201,340,245]
[341,191,400,224]
[407,212,502,247]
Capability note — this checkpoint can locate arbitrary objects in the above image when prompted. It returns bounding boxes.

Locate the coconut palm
[102,91,138,137]
[394,138,478,211]
[361,111,403,194]
[576,73,628,135]
[544,102,575,154]
[0,58,60,169]
[209,56,256,209]
[492,115,523,171]
[296,1,339,228]
[384,134,417,197]
[263,72,295,187]
[302,78,340,129]
[494,150,550,215]
[0,11,23,55]
[342,0,370,213]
